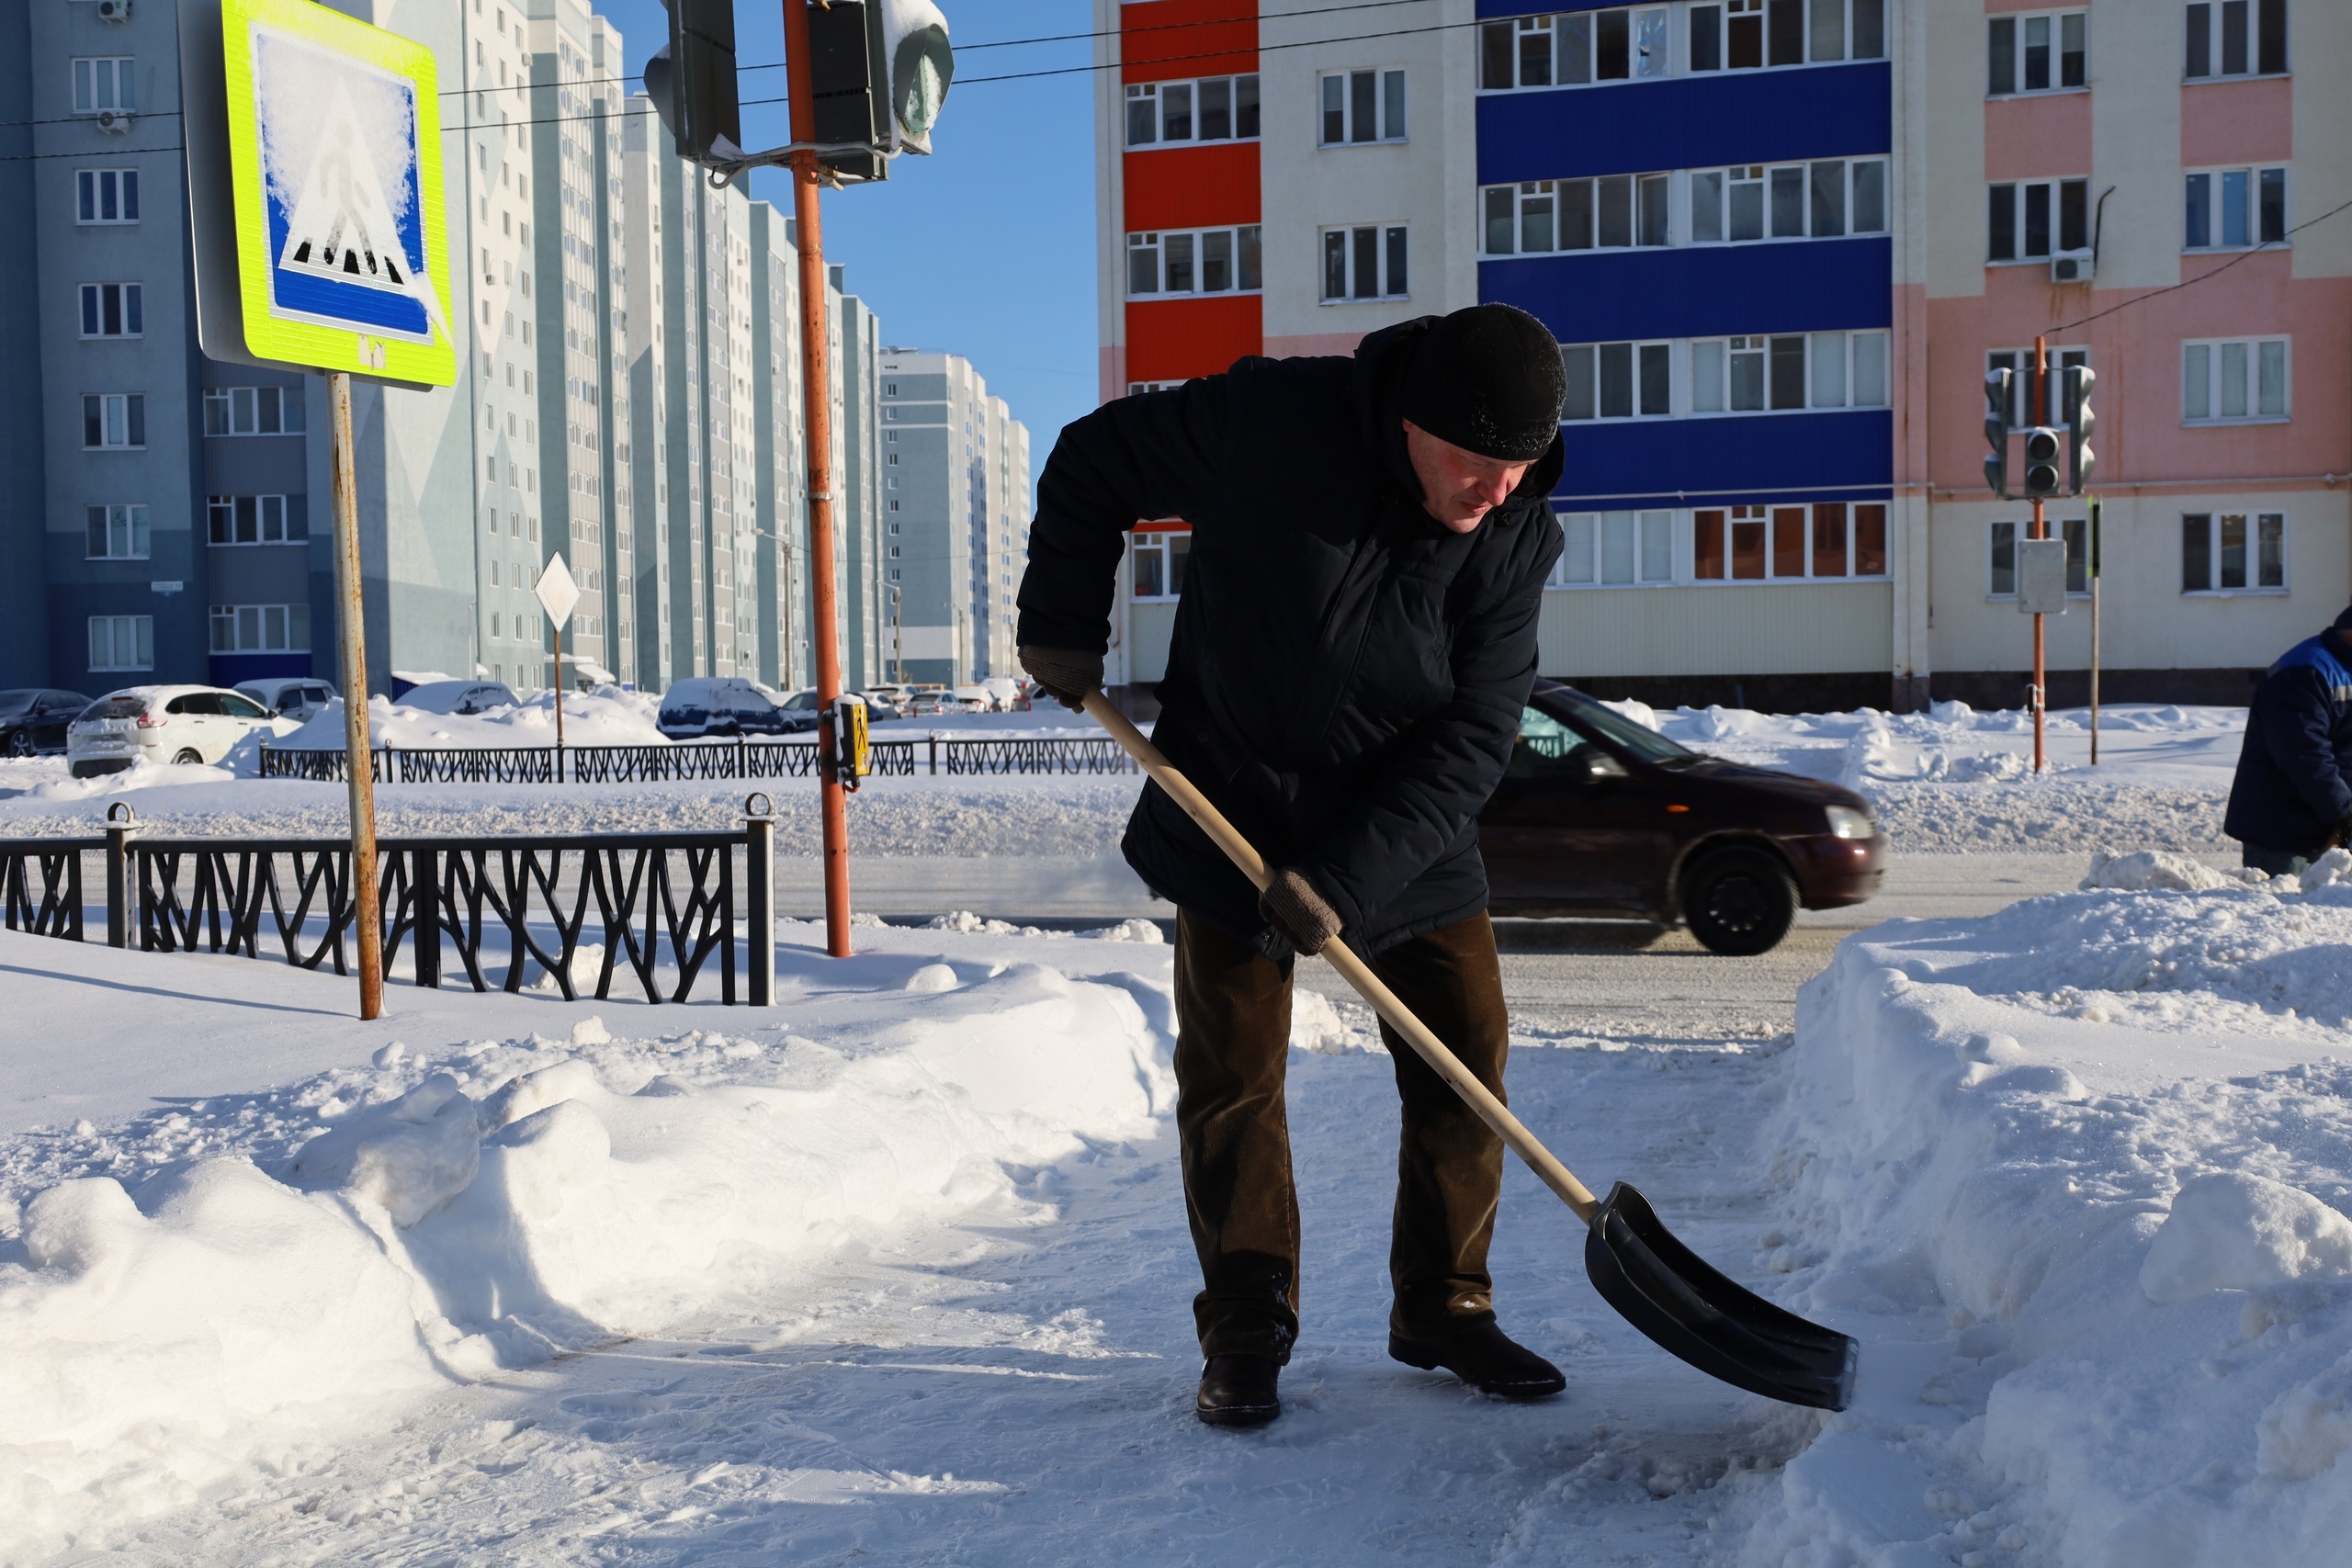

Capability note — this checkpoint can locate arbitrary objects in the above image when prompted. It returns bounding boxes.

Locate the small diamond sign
[534,553,581,630]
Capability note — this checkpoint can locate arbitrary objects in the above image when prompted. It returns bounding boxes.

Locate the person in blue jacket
[2223,605,2352,874]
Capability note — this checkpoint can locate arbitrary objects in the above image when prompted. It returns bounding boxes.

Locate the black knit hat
[2335,604,2352,630]
[1398,304,1566,462]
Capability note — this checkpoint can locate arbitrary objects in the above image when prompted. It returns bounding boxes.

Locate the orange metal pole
[2031,334,2047,775]
[328,371,384,1020]
[782,0,852,956]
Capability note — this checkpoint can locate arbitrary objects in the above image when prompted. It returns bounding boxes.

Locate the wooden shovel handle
[1082,690,1602,1223]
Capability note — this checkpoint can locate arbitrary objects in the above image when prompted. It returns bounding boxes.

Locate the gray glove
[1018,646,1102,712]
[1260,865,1342,956]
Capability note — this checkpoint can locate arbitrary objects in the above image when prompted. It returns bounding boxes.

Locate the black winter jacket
[2223,626,2352,852]
[1015,319,1565,956]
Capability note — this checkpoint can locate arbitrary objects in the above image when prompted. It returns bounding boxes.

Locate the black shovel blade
[1583,1181,1858,1412]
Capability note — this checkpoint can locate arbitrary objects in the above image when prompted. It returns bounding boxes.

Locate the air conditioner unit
[2051,248,2095,285]
[96,0,130,20]
[95,108,133,133]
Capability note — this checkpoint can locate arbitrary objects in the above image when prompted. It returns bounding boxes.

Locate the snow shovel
[1080,691,1858,1413]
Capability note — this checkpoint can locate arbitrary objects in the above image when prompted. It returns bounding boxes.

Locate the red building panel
[1125,295,1263,385]
[1121,0,1256,85]
[1123,141,1261,231]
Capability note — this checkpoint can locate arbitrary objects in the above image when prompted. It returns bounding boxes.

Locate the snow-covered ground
[0,702,2246,859]
[6,843,2352,1563]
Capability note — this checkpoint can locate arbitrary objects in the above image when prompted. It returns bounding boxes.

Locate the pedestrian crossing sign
[218,0,454,385]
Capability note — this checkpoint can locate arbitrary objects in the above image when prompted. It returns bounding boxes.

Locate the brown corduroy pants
[1171,908,1511,1362]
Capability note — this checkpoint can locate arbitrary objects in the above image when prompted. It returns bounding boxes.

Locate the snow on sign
[217,0,455,386]
[534,555,582,631]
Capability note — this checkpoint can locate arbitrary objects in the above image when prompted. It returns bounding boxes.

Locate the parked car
[657,677,800,739]
[851,691,903,723]
[397,679,520,716]
[66,685,288,777]
[1478,682,1884,955]
[0,689,94,757]
[947,685,995,714]
[234,676,338,722]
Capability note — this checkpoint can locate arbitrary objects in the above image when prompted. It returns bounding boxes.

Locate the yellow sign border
[219,0,455,385]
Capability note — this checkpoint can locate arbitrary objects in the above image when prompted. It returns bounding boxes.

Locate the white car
[67,684,288,777]
[397,679,519,716]
[235,676,339,722]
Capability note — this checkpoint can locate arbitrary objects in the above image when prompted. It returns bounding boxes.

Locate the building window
[89,615,153,672]
[1125,226,1262,297]
[1687,159,1887,244]
[1132,530,1189,600]
[1687,0,1884,73]
[203,386,307,435]
[1480,7,1673,88]
[2186,1,2288,80]
[1694,503,1885,581]
[71,57,134,115]
[1125,380,1185,395]
[2182,337,2289,423]
[209,603,312,654]
[1985,347,2089,428]
[1319,69,1406,144]
[1561,341,1672,420]
[1320,225,1408,301]
[83,393,144,449]
[1124,74,1260,148]
[1989,13,2088,95]
[2185,167,2287,250]
[207,494,308,546]
[1988,518,2090,597]
[1988,178,2089,261]
[1689,331,1888,413]
[2181,512,2287,592]
[85,503,151,560]
[78,283,142,339]
[1555,510,1672,586]
[1481,174,1671,254]
[75,169,139,224]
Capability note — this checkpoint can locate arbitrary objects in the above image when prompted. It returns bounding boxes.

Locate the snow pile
[1747,877,2352,1566]
[924,910,1164,942]
[0,964,1172,1560]
[5,756,237,802]
[2081,847,2244,892]
[268,687,670,754]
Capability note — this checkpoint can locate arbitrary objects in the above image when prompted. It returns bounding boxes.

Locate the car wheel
[1681,846,1797,957]
[172,747,205,765]
[5,729,32,757]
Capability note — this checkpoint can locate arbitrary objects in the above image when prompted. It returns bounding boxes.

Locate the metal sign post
[2031,336,2048,773]
[2088,499,2102,766]
[327,371,384,1017]
[535,555,582,758]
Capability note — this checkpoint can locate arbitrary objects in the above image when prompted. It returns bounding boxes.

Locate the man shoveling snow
[1015,304,1570,1427]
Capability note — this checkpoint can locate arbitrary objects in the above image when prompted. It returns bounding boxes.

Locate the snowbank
[1748,873,2352,1566]
[0,955,1172,1561]
[266,685,671,754]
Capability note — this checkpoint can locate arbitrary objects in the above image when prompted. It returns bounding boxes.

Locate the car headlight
[1825,805,1875,840]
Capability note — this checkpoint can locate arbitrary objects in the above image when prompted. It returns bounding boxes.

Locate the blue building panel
[1476,64,1892,183]
[1553,411,1892,511]
[1483,236,1892,342]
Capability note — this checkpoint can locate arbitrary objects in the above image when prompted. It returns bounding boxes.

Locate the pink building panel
[1984,93,2092,184]
[2181,77,2292,167]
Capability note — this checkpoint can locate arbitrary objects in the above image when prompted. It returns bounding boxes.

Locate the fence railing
[0,802,778,1006]
[256,734,1135,782]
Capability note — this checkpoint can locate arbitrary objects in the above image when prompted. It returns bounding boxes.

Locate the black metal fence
[256,734,1133,782]
[1,807,777,1006]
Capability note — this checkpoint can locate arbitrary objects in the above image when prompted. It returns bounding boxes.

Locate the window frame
[202,385,309,435]
[2179,510,2288,594]
[1130,527,1191,602]
[1318,67,1408,146]
[1318,223,1409,303]
[2183,164,2289,252]
[87,614,154,672]
[1122,73,1262,150]
[1551,509,1676,588]
[206,493,308,547]
[1685,0,1887,75]
[2184,0,2289,82]
[82,392,145,450]
[209,602,314,655]
[1125,225,1265,299]
[84,502,151,560]
[2180,336,2290,424]
[70,56,135,116]
[74,168,140,225]
[1687,330,1889,415]
[1987,176,2091,263]
[77,281,143,340]
[1685,157,1889,246]
[1986,10,2090,97]
[1690,502,1889,582]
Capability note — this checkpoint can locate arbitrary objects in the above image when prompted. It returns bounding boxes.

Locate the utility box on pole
[2017,537,2070,615]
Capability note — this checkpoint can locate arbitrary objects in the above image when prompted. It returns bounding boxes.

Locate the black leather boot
[1389,1318,1566,1398]
[1195,1353,1283,1427]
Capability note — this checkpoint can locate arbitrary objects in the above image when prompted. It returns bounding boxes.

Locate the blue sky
[593,2,1099,487]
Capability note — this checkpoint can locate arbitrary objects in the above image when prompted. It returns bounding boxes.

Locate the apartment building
[0,2,960,704]
[1092,0,2349,710]
[875,353,1034,687]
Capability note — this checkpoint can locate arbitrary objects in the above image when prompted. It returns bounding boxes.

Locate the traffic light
[645,0,953,184]
[2063,363,2096,494]
[2020,424,2064,499]
[1983,367,2011,500]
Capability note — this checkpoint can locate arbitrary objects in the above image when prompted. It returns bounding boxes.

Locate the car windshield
[0,690,37,716]
[1557,694,1699,766]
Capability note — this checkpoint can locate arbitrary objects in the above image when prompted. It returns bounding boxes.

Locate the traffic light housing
[2063,363,2096,494]
[1983,367,2011,500]
[2020,425,2065,499]
[646,0,953,185]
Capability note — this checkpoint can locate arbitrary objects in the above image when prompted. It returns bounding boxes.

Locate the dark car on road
[1479,682,1884,954]
[0,689,94,757]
